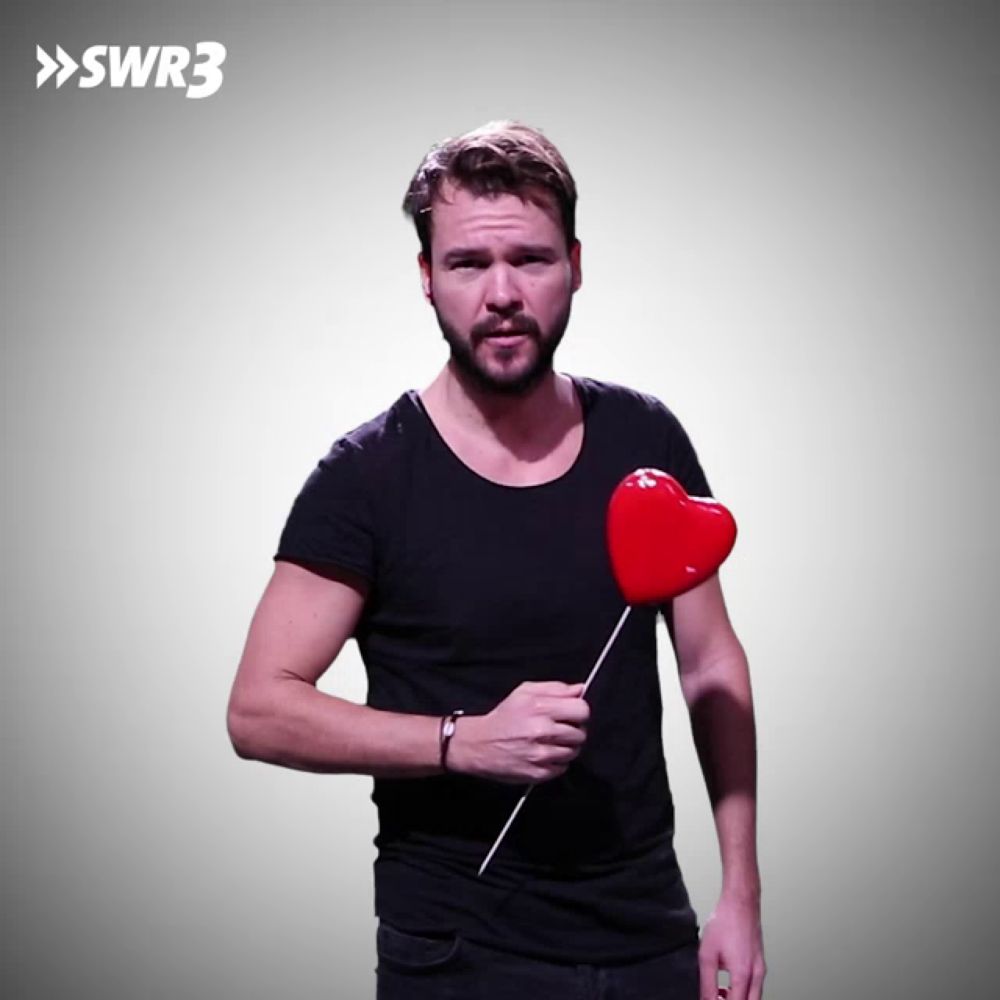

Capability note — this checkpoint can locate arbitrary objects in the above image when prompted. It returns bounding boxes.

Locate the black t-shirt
[274,374,713,964]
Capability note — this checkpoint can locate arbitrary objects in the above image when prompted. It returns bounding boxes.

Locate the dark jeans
[375,920,699,1000]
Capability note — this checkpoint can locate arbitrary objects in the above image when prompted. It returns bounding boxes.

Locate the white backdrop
[3,2,998,998]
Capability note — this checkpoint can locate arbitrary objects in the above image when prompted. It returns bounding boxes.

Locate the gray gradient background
[3,1,998,997]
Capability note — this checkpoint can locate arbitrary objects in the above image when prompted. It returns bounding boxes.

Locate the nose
[484,262,522,315]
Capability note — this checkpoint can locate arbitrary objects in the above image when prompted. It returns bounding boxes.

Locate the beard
[434,301,572,398]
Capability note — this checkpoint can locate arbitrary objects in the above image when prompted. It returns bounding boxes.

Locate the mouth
[484,333,529,348]
[480,322,537,344]
[472,314,541,353]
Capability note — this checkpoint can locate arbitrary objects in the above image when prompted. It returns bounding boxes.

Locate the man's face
[419,181,582,396]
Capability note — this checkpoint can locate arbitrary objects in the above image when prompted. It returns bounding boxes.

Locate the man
[227,121,765,1000]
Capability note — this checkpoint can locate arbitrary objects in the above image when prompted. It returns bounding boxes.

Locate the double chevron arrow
[36,45,77,88]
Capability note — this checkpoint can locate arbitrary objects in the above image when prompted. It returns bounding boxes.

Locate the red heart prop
[607,468,737,605]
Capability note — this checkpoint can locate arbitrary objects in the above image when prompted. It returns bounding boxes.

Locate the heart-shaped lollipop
[607,468,737,604]
[478,467,738,878]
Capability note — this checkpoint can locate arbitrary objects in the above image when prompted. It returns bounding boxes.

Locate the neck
[426,362,572,445]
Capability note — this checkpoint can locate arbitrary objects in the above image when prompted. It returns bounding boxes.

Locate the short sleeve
[273,439,376,581]
[655,403,715,622]
[657,403,713,499]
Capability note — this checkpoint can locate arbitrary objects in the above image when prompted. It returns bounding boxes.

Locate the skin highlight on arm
[227,560,589,784]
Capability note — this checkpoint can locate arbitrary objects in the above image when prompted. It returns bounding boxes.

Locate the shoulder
[277,392,421,555]
[573,374,708,494]
[573,374,686,433]
[317,391,422,477]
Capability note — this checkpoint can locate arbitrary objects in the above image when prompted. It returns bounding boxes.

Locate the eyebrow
[441,243,558,265]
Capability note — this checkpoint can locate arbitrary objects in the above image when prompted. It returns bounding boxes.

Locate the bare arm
[226,560,589,782]
[226,559,446,778]
[668,572,766,1000]
[671,572,760,901]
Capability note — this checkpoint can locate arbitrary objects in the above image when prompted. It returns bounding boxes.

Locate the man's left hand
[697,895,766,1000]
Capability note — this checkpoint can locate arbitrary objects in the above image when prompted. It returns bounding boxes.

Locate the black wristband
[439,710,465,773]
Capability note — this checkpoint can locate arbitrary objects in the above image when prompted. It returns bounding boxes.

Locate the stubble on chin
[434,309,569,398]
[445,330,550,397]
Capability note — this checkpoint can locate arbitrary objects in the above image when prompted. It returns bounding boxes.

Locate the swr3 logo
[36,42,226,99]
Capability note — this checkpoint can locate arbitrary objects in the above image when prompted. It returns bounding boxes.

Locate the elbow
[227,695,267,761]
[678,637,748,700]
[677,627,744,675]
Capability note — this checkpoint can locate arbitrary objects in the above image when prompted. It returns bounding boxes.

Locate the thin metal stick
[581,604,632,697]
[477,605,633,876]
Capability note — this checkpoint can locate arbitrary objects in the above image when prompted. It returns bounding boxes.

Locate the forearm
[228,679,447,778]
[680,636,761,901]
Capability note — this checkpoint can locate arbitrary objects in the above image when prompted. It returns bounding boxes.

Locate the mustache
[472,314,541,342]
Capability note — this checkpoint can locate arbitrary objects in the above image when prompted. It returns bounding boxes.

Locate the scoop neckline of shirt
[405,373,590,492]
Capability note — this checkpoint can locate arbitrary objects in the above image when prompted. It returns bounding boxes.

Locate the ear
[570,239,582,293]
[418,252,434,304]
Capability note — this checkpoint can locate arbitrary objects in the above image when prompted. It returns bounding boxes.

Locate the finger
[533,761,570,782]
[522,739,577,776]
[520,680,585,696]
[727,970,750,1000]
[538,722,588,747]
[545,698,590,725]
[541,743,580,766]
[748,959,766,1000]
[698,951,718,1000]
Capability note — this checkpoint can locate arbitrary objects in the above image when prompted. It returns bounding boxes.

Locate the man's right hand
[447,680,590,784]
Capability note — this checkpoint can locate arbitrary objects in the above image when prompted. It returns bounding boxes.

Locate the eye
[451,260,485,270]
